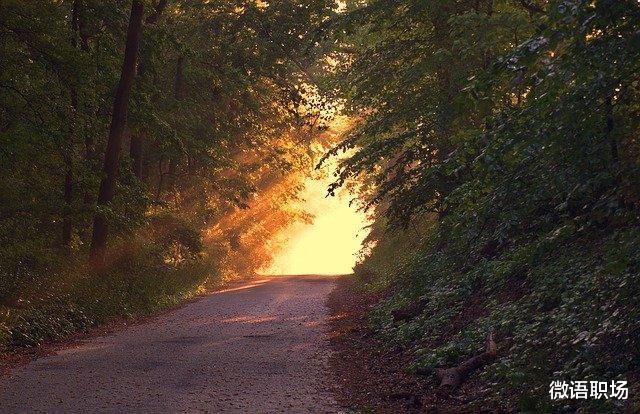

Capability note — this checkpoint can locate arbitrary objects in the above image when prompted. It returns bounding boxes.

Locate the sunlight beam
[261,160,370,276]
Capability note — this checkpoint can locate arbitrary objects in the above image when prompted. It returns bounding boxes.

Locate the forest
[1,0,336,348]
[1,0,639,413]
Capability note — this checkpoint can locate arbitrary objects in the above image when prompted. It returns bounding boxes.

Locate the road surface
[0,275,341,413]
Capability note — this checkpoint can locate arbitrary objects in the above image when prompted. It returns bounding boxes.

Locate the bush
[356,222,640,413]
[0,230,217,354]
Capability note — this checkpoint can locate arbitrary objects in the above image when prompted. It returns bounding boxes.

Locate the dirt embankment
[327,276,504,414]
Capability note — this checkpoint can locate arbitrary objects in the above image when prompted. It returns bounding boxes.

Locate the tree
[89,0,145,263]
[0,0,336,264]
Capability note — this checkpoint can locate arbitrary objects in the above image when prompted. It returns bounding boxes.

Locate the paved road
[0,275,341,413]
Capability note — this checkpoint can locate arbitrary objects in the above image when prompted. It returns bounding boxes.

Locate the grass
[0,235,219,354]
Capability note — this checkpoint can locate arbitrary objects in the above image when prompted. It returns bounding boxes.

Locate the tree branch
[146,0,168,25]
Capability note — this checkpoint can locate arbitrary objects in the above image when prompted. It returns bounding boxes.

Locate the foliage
[0,225,213,352]
[0,0,336,351]
[0,0,334,250]
[329,0,640,412]
[358,223,640,412]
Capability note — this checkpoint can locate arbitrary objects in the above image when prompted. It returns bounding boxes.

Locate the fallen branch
[436,331,498,392]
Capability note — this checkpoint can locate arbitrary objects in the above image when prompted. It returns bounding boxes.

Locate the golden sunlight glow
[261,149,371,276]
[259,116,371,275]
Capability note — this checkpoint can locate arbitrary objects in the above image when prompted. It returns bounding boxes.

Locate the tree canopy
[1,0,639,411]
[322,1,640,411]
[0,0,335,257]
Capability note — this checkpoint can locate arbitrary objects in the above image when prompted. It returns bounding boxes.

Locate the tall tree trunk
[62,0,84,247]
[605,93,619,168]
[156,158,165,201]
[72,0,95,214]
[72,0,89,51]
[130,132,144,179]
[127,5,169,183]
[174,56,185,101]
[83,131,95,207]
[90,0,144,264]
[62,155,73,246]
[63,88,78,247]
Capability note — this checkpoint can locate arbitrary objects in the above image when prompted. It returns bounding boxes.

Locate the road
[0,275,341,413]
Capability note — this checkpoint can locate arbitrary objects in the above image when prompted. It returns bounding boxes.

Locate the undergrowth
[354,219,640,413]
[0,224,220,354]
